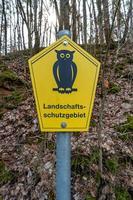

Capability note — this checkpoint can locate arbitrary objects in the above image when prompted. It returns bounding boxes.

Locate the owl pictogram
[53,50,77,94]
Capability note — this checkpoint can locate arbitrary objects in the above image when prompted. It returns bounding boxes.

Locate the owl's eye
[60,53,65,58]
[66,54,70,58]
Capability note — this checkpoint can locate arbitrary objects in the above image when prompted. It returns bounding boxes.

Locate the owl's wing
[53,61,60,85]
[71,62,77,84]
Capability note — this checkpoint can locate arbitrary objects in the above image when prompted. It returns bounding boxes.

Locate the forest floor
[0,43,133,200]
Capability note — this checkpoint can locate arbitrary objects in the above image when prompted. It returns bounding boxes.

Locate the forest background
[0,0,133,200]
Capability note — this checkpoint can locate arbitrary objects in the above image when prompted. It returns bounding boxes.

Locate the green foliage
[105,158,118,174]
[72,149,99,175]
[108,83,121,94]
[89,149,99,165]
[95,171,101,184]
[72,154,90,175]
[114,64,124,73]
[85,194,96,200]
[115,187,131,200]
[0,195,3,200]
[0,161,14,186]
[116,116,133,134]
[90,119,97,127]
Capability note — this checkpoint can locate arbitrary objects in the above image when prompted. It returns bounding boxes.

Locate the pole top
[57,30,71,39]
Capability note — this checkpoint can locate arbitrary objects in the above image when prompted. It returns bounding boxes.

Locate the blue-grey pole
[56,30,71,200]
[56,132,71,200]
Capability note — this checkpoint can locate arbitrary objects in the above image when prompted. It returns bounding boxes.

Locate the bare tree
[17,0,33,50]
[92,0,98,45]
[96,0,104,43]
[121,0,132,43]
[83,0,87,50]
[72,0,77,42]
[60,0,70,30]
[34,0,40,53]
[102,0,111,44]
[2,0,7,55]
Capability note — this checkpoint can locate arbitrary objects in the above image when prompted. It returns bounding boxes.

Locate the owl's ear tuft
[55,50,58,53]
[71,51,75,54]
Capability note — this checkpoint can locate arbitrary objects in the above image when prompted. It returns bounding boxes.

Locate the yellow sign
[28,36,100,132]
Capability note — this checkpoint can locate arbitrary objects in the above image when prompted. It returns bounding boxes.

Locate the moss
[108,83,121,94]
[0,70,19,84]
[85,194,96,200]
[0,161,14,186]
[115,187,131,200]
[105,158,118,174]
[116,116,133,134]
[0,64,6,70]
[0,69,28,89]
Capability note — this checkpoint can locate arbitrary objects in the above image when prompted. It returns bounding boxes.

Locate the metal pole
[56,30,71,200]
[56,133,71,200]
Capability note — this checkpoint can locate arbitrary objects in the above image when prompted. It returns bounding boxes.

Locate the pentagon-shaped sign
[28,36,100,132]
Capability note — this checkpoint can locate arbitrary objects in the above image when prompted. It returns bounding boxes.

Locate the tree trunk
[117,0,121,40]
[121,0,132,43]
[0,12,3,55]
[34,0,40,53]
[53,0,60,29]
[83,0,87,50]
[2,0,7,55]
[102,0,111,45]
[92,0,99,45]
[60,0,70,30]
[72,0,77,42]
[96,0,104,44]
[17,0,32,50]
[22,21,26,50]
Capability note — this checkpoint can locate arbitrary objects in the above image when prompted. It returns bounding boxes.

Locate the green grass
[108,83,121,94]
[115,187,131,200]
[114,64,124,73]
[85,194,96,200]
[116,116,133,135]
[105,158,119,174]
[72,149,99,175]
[0,161,14,186]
